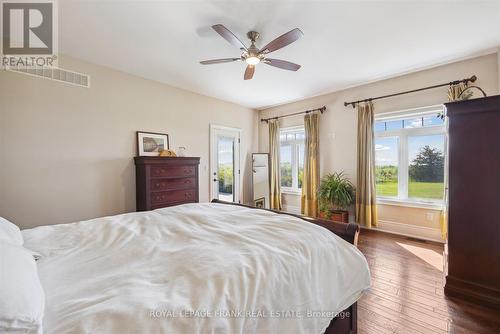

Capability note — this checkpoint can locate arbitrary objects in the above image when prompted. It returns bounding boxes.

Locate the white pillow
[0,217,23,246]
[0,242,45,333]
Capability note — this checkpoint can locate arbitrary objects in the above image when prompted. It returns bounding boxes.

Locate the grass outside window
[376,181,444,200]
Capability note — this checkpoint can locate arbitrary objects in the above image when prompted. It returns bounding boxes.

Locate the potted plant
[318,172,355,224]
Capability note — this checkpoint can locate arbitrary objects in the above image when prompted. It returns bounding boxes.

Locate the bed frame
[211,199,360,334]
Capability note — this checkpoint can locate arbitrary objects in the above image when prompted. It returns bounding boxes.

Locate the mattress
[22,203,371,334]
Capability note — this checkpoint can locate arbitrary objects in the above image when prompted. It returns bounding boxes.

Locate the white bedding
[22,203,370,334]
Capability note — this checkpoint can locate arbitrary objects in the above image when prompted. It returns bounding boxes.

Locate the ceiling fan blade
[244,65,255,80]
[212,24,248,51]
[200,58,241,65]
[260,28,303,54]
[264,58,301,71]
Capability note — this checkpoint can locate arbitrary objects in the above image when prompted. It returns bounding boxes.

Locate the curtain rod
[260,106,326,123]
[343,75,477,109]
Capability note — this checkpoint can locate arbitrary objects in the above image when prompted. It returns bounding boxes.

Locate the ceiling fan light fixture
[200,25,303,80]
[245,56,260,65]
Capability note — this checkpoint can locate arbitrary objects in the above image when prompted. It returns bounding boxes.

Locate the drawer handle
[184,179,191,184]
[184,192,192,198]
[183,169,192,174]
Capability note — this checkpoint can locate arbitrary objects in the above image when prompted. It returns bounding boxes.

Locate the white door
[210,125,241,203]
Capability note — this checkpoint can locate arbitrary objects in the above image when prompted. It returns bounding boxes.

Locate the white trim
[365,220,444,243]
[209,124,242,203]
[281,188,301,195]
[375,105,443,121]
[210,124,242,132]
[279,126,305,193]
[377,198,444,210]
[281,125,305,131]
[375,107,447,204]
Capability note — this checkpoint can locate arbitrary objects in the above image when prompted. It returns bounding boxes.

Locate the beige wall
[0,56,258,229]
[259,53,499,231]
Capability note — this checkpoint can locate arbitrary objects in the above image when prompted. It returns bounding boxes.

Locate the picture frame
[254,197,265,209]
[136,131,170,156]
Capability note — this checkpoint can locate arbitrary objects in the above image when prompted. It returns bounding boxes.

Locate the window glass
[298,143,304,188]
[403,118,423,128]
[374,109,445,203]
[385,120,403,131]
[408,135,445,200]
[279,128,305,190]
[374,121,386,132]
[423,115,444,127]
[375,137,398,197]
[217,137,234,201]
[280,144,292,187]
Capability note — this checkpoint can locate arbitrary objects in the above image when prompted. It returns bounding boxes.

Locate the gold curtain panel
[301,112,320,217]
[356,102,378,227]
[268,119,282,210]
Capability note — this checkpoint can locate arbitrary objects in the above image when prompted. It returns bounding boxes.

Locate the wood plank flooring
[356,229,500,334]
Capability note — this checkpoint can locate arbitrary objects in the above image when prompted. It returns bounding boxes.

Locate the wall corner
[497,48,500,94]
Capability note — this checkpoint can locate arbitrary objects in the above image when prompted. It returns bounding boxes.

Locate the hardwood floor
[356,229,500,334]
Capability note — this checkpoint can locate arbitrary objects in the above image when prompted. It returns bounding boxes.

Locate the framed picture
[254,197,265,209]
[136,131,169,156]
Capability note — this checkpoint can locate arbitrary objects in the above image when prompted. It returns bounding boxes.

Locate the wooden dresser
[444,95,500,309]
[134,157,200,211]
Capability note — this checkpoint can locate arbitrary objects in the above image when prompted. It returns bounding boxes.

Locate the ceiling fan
[200,24,303,80]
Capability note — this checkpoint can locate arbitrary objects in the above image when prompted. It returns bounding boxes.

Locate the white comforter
[22,203,370,334]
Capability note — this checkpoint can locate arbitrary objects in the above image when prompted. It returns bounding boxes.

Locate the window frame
[374,107,447,206]
[279,126,305,194]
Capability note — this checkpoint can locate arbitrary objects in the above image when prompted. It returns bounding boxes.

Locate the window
[374,110,445,203]
[280,127,305,192]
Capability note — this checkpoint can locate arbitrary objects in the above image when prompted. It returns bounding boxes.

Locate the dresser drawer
[150,177,196,191]
[151,165,196,178]
[151,189,196,205]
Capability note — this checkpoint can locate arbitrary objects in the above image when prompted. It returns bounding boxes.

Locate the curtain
[268,119,282,210]
[356,102,378,227]
[301,112,320,217]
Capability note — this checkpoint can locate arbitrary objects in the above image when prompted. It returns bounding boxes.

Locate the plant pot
[319,211,331,220]
[330,210,349,224]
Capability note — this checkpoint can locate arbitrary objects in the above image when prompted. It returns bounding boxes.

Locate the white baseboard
[366,219,444,243]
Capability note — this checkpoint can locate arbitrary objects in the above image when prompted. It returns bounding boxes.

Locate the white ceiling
[60,1,500,109]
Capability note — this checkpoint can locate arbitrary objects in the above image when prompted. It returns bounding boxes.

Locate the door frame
[209,124,242,203]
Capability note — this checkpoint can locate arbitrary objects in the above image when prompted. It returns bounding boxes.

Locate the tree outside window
[280,127,305,192]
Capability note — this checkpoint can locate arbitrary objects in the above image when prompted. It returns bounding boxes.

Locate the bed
[21,201,371,334]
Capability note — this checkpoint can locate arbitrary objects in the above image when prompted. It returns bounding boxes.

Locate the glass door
[217,136,235,201]
[210,126,241,203]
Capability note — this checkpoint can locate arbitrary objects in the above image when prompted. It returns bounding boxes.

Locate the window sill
[377,198,444,210]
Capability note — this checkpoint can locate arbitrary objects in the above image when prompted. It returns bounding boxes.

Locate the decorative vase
[177,147,186,157]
